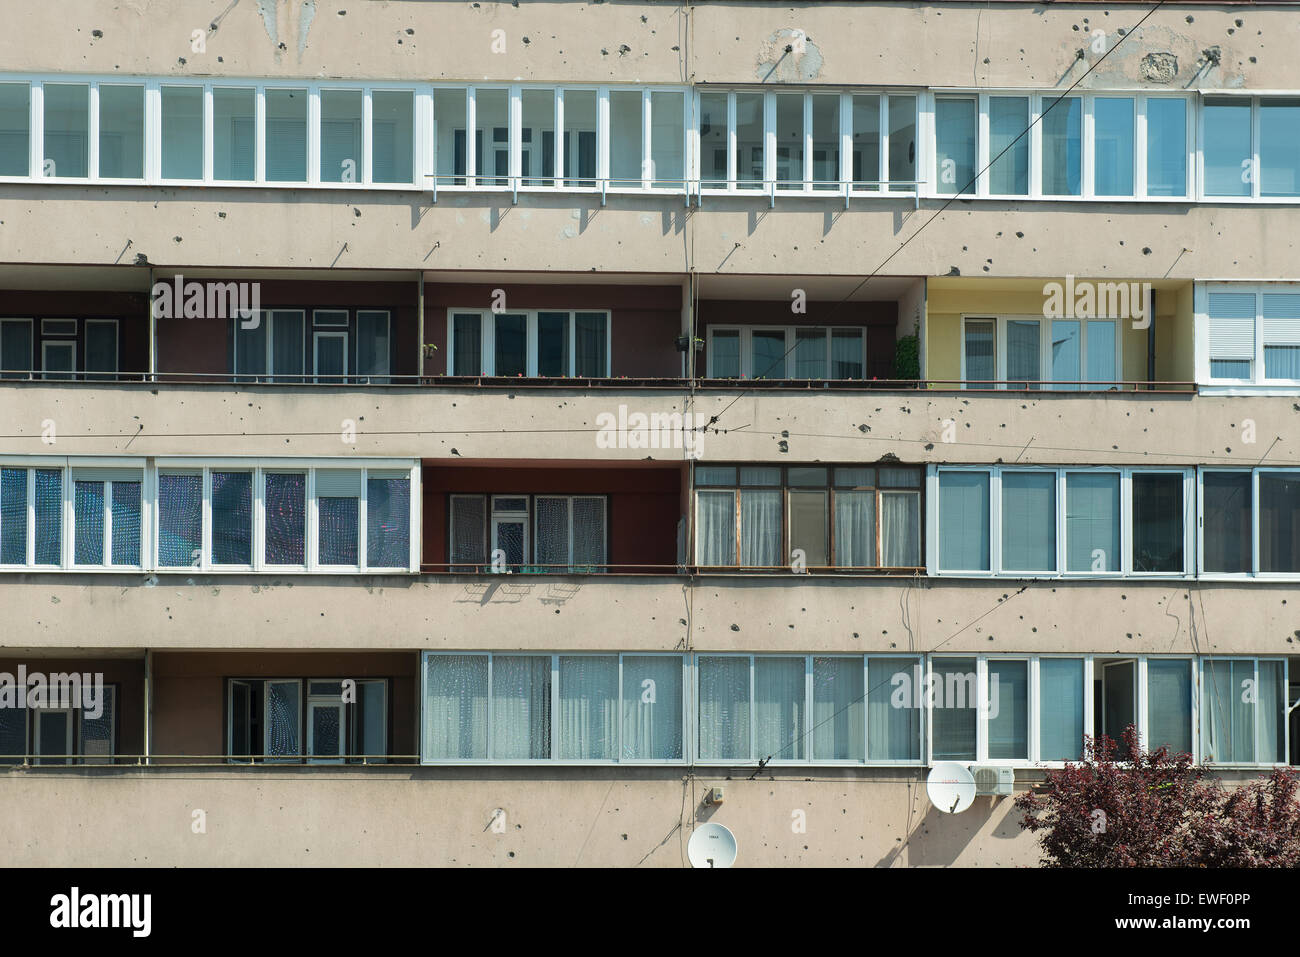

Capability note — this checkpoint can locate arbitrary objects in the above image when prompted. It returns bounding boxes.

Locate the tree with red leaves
[1015,726,1300,867]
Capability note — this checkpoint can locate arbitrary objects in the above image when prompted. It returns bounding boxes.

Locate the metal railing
[2,753,419,767]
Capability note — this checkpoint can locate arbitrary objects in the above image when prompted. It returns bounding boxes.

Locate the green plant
[892,333,919,380]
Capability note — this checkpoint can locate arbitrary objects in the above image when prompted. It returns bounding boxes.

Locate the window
[935,96,975,195]
[320,89,362,183]
[421,653,684,763]
[695,464,922,570]
[43,83,88,178]
[475,87,509,187]
[1260,98,1300,198]
[0,319,31,378]
[316,469,360,567]
[0,82,29,177]
[98,85,144,179]
[1202,284,1300,386]
[1203,97,1252,198]
[161,86,203,180]
[372,90,414,184]
[228,678,388,764]
[1093,97,1135,197]
[266,88,307,182]
[449,493,606,573]
[446,310,611,377]
[4,686,117,766]
[609,89,643,188]
[933,467,1189,577]
[706,325,867,380]
[961,315,1118,389]
[1146,97,1188,197]
[1201,469,1300,577]
[988,96,1028,196]
[1041,95,1081,195]
[213,87,256,182]
[1200,658,1286,765]
[234,310,305,382]
[72,468,143,567]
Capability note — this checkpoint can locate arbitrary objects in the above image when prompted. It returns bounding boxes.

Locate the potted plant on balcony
[675,335,705,353]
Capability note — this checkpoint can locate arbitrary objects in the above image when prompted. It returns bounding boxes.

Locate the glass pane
[318,495,359,565]
[85,322,117,375]
[1001,472,1056,572]
[372,90,414,184]
[775,93,804,190]
[158,473,200,567]
[988,96,1028,195]
[266,88,308,182]
[1203,471,1251,574]
[739,467,780,486]
[1259,659,1285,763]
[851,94,879,188]
[740,489,781,567]
[562,89,596,187]
[475,88,509,186]
[1041,95,1081,195]
[558,656,617,759]
[235,314,267,378]
[266,681,300,758]
[710,330,740,377]
[535,495,569,568]
[211,471,252,564]
[1260,98,1300,198]
[939,471,990,571]
[74,480,104,565]
[492,655,551,759]
[34,468,62,565]
[1093,97,1134,196]
[1203,97,1251,197]
[755,657,805,760]
[835,468,874,488]
[735,92,764,190]
[789,490,828,567]
[964,319,995,384]
[699,656,750,760]
[0,702,25,763]
[314,334,345,382]
[450,495,486,569]
[1260,471,1300,573]
[356,681,386,758]
[881,491,921,567]
[1147,659,1192,755]
[1039,658,1084,760]
[1132,473,1184,573]
[572,496,605,569]
[696,490,735,564]
[987,660,1028,759]
[367,476,410,568]
[1050,319,1081,389]
[1066,472,1119,572]
[622,656,683,760]
[751,330,786,379]
[81,686,115,763]
[833,490,875,567]
[434,89,468,185]
[357,310,390,379]
[695,467,736,486]
[110,481,141,565]
[788,467,827,487]
[935,97,975,195]
[811,93,839,190]
[310,704,341,758]
[320,89,362,183]
[813,657,863,760]
[264,472,306,565]
[868,657,921,761]
[37,712,69,763]
[98,85,144,179]
[44,83,89,178]
[494,313,526,375]
[452,314,481,375]
[423,655,488,760]
[1086,320,1116,385]
[520,88,554,187]
[160,86,202,179]
[1,468,27,564]
[574,312,607,377]
[0,83,29,176]
[1265,345,1300,380]
[650,91,684,188]
[1145,98,1186,197]
[1007,319,1041,388]
[794,328,826,378]
[887,94,917,190]
[1,320,32,378]
[609,90,643,188]
[698,91,728,189]
[1201,659,1253,763]
[213,88,256,181]
[932,657,976,760]
[831,328,864,379]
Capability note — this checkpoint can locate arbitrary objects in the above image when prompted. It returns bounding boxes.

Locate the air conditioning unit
[970,765,1015,796]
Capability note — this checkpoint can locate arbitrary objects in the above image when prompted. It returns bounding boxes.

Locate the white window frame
[69,468,146,569]
[444,308,612,377]
[1198,467,1300,580]
[420,651,690,766]
[232,308,307,382]
[533,494,607,572]
[32,707,75,766]
[1197,657,1290,768]
[1196,282,1300,392]
[958,314,1124,390]
[312,329,348,383]
[704,324,868,379]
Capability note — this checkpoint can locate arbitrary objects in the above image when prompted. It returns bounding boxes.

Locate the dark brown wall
[423,282,682,378]
[421,464,683,571]
[150,651,418,759]
[698,299,898,379]
[0,291,150,375]
[0,656,145,756]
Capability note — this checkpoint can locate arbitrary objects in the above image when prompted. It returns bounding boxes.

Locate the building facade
[0,0,1297,866]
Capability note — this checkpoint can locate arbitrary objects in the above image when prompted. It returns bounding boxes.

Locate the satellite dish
[927,762,976,814]
[688,822,738,868]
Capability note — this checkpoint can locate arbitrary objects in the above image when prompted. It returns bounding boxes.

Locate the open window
[228,677,389,764]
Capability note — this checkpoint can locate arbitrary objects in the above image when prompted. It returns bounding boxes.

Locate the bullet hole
[730,623,740,632]
[1185,15,1194,23]
[1072,24,1079,31]
[622,833,629,840]
[353,208,361,217]
[523,37,530,44]
[178,57,187,65]
[338,9,346,15]
[924,443,934,450]
[218,211,227,219]
[853,632,859,638]
[405,28,414,35]
[858,424,870,433]
[1235,18,1243,26]
[1142,247,1152,255]
[173,236,183,243]
[278,41,287,51]
[946,266,960,276]
[92,29,103,38]
[1227,29,1235,36]
[507,851,515,858]
[1121,594,1127,600]
[217,56,224,62]
[1016,231,1024,238]
[1250,57,1257,64]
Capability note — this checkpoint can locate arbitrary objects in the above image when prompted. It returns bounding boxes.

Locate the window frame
[1198,656,1289,768]
[1196,282,1300,391]
[1198,467,1300,580]
[958,314,1124,390]
[704,324,869,380]
[444,308,612,377]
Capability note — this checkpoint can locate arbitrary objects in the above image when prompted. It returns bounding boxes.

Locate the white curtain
[698,657,750,760]
[621,656,683,760]
[813,657,863,760]
[834,491,875,567]
[754,657,805,760]
[1201,659,1252,763]
[696,491,735,565]
[867,657,921,761]
[492,656,551,759]
[881,491,920,566]
[558,656,617,759]
[1258,660,1285,763]
[740,490,782,568]
[424,655,487,760]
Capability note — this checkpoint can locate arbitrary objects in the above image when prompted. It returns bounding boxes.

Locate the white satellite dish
[927,762,976,814]
[688,822,738,868]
